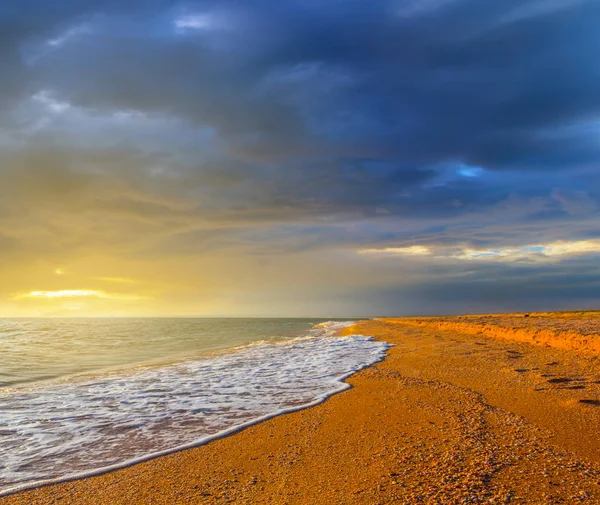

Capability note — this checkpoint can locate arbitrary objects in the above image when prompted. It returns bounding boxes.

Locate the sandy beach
[4,313,600,504]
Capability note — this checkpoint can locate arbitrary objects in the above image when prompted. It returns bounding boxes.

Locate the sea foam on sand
[0,321,389,496]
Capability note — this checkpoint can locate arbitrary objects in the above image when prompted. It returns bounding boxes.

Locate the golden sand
[3,314,600,504]
[398,311,600,353]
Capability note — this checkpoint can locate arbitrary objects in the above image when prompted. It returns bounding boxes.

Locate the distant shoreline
[384,311,600,353]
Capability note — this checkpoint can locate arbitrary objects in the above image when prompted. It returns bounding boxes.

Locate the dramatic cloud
[0,0,599,315]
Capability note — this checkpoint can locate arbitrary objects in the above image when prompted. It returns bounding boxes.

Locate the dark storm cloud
[32,0,600,166]
[1,0,600,314]
[0,0,158,107]
[5,0,600,206]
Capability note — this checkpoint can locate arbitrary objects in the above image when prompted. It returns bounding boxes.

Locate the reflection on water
[0,318,341,387]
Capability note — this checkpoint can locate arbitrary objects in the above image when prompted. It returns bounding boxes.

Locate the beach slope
[4,313,600,504]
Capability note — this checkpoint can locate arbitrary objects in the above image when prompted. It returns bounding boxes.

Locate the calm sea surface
[0,318,388,495]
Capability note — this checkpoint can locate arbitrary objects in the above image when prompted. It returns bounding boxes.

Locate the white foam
[310,320,357,333]
[0,330,388,496]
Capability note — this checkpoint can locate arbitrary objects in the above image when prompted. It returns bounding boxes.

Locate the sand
[398,311,600,353]
[3,314,600,504]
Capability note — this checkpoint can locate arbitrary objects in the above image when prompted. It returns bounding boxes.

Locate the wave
[0,322,388,496]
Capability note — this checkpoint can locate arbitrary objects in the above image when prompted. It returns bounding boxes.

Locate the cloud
[14,289,145,301]
[46,23,92,49]
[173,12,229,34]
[500,0,590,24]
[174,13,212,30]
[93,277,138,284]
[358,246,432,256]
[452,240,600,262]
[24,0,600,170]
[552,189,598,216]
[394,0,461,18]
[31,90,72,113]
[0,0,599,315]
[359,239,600,263]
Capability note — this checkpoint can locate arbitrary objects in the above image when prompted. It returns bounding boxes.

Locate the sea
[0,317,389,496]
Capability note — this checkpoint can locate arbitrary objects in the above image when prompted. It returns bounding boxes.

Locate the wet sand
[4,313,600,504]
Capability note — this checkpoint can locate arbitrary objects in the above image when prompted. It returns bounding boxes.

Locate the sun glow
[14,290,145,301]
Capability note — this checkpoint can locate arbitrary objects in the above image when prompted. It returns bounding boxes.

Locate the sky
[1,0,599,317]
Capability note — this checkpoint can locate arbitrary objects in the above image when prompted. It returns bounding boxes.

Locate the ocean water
[0,318,389,496]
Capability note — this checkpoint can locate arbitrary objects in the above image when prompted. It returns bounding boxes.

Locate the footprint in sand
[547,378,573,384]
[545,377,589,390]
[579,399,600,406]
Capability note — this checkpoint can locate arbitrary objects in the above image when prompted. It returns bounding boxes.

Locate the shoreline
[0,328,388,498]
[4,314,600,504]
[0,381,357,498]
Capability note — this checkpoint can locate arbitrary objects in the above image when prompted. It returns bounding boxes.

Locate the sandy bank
[397,311,600,353]
[3,315,600,504]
